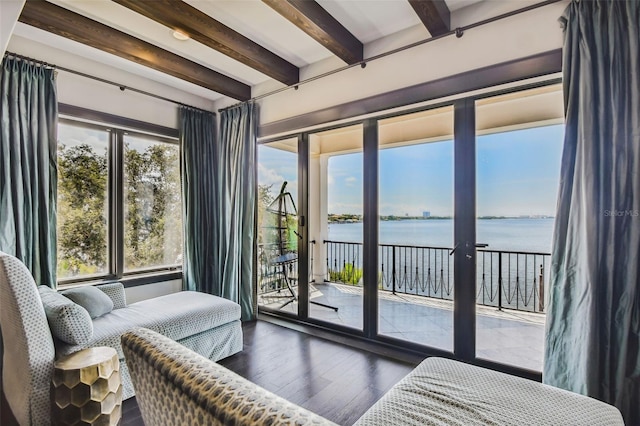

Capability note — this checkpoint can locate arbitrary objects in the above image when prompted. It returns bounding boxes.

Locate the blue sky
[59,122,175,156]
[258,124,564,217]
[58,122,109,154]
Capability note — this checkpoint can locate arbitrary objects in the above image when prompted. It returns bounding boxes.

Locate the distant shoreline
[328,216,554,224]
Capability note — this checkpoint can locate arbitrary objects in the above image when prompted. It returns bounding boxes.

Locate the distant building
[423,211,431,218]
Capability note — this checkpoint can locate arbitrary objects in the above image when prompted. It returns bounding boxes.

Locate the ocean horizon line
[328,215,555,224]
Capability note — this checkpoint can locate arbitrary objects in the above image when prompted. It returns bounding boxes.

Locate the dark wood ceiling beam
[112,0,299,86]
[19,0,251,100]
[408,0,451,37]
[262,0,363,65]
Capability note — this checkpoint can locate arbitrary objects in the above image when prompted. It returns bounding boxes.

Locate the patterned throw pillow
[63,286,114,319]
[38,286,93,345]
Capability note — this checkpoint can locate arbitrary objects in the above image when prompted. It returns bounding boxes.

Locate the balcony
[258,240,549,371]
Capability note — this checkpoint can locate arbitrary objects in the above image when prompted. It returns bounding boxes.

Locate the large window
[57,119,182,283]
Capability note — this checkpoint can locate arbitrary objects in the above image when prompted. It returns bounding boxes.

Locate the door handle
[450,242,488,256]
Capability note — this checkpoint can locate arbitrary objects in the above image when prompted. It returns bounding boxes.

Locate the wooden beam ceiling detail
[112,0,299,86]
[19,0,251,100]
[262,0,363,65]
[408,0,451,37]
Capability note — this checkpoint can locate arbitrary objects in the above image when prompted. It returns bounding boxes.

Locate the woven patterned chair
[121,327,337,426]
[0,251,56,425]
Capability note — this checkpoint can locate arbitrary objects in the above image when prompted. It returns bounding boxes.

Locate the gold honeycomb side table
[52,347,122,426]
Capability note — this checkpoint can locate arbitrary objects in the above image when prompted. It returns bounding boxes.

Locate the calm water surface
[328,218,554,253]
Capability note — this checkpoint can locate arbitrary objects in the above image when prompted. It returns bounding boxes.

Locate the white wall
[125,279,182,304]
[243,2,567,127]
[7,34,216,127]
[0,0,25,57]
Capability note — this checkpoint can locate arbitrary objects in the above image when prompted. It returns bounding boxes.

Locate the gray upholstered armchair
[121,327,337,426]
[0,251,56,425]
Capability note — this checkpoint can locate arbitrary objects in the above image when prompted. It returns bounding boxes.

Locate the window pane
[475,84,564,371]
[124,135,182,271]
[377,106,454,351]
[57,123,109,279]
[257,138,299,314]
[309,124,364,330]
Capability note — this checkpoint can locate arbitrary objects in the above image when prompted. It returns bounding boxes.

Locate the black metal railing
[257,241,315,295]
[378,243,453,300]
[324,240,550,313]
[476,249,549,313]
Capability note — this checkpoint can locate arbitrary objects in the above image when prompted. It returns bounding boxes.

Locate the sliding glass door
[376,106,455,351]
[474,84,564,371]
[257,80,564,375]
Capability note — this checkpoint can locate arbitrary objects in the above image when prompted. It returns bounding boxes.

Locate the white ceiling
[9,0,495,103]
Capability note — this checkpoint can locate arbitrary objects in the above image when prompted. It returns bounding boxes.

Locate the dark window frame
[57,106,183,289]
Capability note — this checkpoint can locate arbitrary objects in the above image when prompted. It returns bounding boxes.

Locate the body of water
[328,218,554,253]
[323,218,553,313]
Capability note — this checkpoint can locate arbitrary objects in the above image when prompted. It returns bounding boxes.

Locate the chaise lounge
[0,251,242,426]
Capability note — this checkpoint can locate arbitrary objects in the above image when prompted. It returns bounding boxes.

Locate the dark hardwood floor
[123,320,418,426]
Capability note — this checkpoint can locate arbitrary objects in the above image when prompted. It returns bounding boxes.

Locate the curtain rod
[218,0,563,112]
[3,51,214,114]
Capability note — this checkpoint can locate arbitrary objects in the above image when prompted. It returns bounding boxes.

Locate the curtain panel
[179,107,218,294]
[218,103,257,321]
[179,103,257,320]
[0,57,58,287]
[544,1,639,424]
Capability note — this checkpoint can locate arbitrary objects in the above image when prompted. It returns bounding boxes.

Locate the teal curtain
[179,107,218,293]
[544,1,639,424]
[0,57,58,287]
[218,103,257,321]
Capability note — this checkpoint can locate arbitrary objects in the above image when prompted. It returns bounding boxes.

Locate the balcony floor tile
[259,282,545,371]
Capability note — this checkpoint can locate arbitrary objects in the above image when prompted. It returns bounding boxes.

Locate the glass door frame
[453,98,477,363]
[256,79,561,381]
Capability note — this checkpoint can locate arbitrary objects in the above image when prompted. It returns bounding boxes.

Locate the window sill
[57,270,183,289]
[120,271,183,288]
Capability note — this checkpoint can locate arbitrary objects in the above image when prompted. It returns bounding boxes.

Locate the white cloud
[258,163,285,187]
[345,176,357,186]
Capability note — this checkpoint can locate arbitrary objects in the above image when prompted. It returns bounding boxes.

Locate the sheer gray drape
[0,57,58,287]
[179,107,218,294]
[218,103,257,321]
[544,1,639,423]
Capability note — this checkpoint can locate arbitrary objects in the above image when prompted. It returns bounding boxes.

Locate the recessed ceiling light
[172,30,190,41]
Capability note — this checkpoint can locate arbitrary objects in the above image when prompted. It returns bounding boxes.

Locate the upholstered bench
[353,357,625,426]
[54,288,241,361]
[53,287,243,400]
